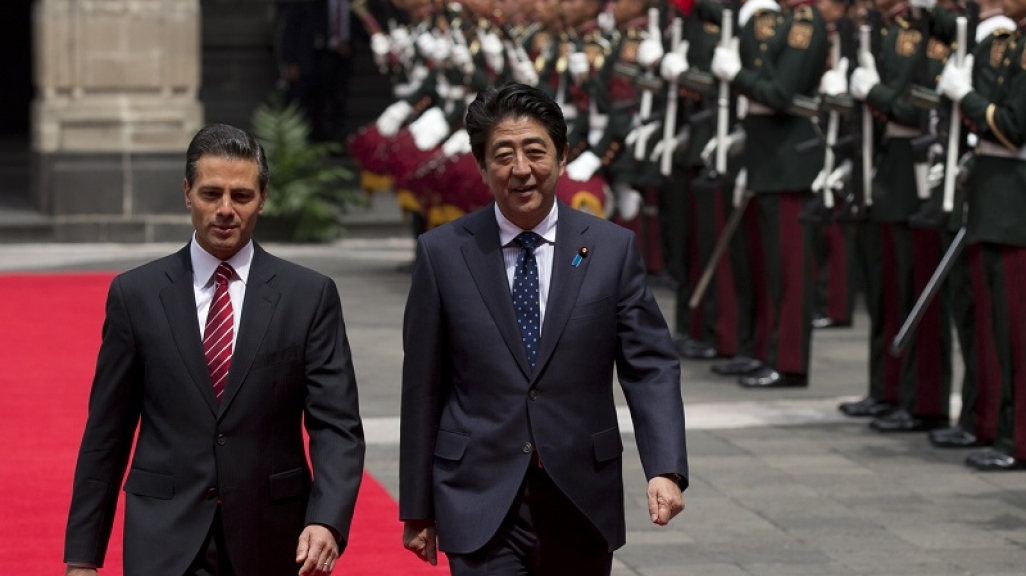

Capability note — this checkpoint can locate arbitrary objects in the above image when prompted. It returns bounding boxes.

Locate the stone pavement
[4,239,1024,575]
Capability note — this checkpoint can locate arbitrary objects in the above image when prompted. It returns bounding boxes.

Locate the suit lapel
[460,207,533,379]
[219,244,280,418]
[533,203,594,378]
[159,246,219,416]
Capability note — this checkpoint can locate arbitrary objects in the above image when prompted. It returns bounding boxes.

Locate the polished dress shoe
[929,426,981,448]
[738,367,808,388]
[965,449,1026,471]
[869,409,948,432]
[675,337,718,359]
[711,355,762,376]
[838,396,896,418]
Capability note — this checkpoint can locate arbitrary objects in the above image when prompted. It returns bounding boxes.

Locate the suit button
[522,442,533,453]
[528,389,538,400]
[206,487,218,500]
[216,434,226,446]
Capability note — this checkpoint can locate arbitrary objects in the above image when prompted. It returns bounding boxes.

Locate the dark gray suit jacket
[64,243,365,575]
[399,201,688,554]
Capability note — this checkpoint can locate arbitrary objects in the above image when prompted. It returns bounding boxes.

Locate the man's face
[496,0,522,22]
[1003,0,1026,21]
[480,116,566,230]
[536,0,561,26]
[816,0,845,24]
[561,0,599,27]
[184,156,266,261]
[612,0,642,27]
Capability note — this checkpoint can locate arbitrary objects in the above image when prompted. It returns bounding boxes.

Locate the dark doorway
[0,0,33,215]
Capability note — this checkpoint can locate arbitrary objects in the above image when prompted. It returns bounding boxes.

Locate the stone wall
[32,0,203,241]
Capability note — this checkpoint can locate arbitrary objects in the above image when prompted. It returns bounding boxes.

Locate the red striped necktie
[203,262,235,402]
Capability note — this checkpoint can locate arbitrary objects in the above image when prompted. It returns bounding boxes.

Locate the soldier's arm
[960,55,1026,149]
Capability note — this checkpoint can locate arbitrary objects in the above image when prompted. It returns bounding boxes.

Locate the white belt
[746,101,774,116]
[885,122,922,138]
[976,139,1026,160]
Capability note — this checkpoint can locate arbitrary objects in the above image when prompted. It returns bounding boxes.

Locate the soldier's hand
[371,33,391,68]
[850,52,879,101]
[452,43,474,76]
[410,107,450,151]
[711,38,741,82]
[569,52,590,85]
[566,151,602,182]
[442,129,471,157]
[637,37,665,68]
[415,32,437,60]
[819,57,849,96]
[513,60,539,86]
[481,32,505,74]
[376,100,413,138]
[824,159,853,191]
[660,48,689,81]
[938,54,974,103]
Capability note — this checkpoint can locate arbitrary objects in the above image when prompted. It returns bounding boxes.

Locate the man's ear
[559,143,569,175]
[258,189,267,214]
[183,178,192,208]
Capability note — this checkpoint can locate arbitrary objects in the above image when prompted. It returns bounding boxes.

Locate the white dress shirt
[496,202,558,335]
[191,236,254,348]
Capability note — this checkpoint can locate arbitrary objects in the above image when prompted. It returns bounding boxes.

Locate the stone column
[33,0,203,241]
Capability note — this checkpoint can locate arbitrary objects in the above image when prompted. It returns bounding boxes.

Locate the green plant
[250,97,363,242]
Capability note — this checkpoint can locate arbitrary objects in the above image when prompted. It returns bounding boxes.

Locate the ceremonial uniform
[859,6,952,430]
[952,18,1026,468]
[725,1,829,386]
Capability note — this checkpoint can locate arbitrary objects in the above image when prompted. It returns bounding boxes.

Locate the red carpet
[0,273,446,575]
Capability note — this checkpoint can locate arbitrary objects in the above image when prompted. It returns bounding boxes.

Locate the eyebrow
[490,136,550,154]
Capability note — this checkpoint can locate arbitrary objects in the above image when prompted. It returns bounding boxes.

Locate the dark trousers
[677,170,743,357]
[981,242,1026,460]
[447,464,613,576]
[810,219,854,325]
[185,508,236,576]
[955,243,1001,442]
[747,192,814,375]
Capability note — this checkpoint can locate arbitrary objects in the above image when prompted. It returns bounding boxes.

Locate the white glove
[371,33,392,66]
[824,159,852,191]
[598,10,616,34]
[375,100,413,137]
[849,51,880,101]
[700,129,745,165]
[616,186,643,220]
[637,37,665,68]
[819,56,849,96]
[432,34,452,63]
[926,162,945,189]
[391,27,411,49]
[451,43,474,75]
[481,32,505,74]
[660,42,690,81]
[566,150,602,181]
[811,169,828,192]
[441,129,471,157]
[938,54,974,103]
[569,52,590,85]
[415,32,437,60]
[410,107,450,150]
[625,121,661,148]
[649,127,691,161]
[512,60,539,86]
[733,167,748,207]
[711,38,741,82]
[909,0,936,10]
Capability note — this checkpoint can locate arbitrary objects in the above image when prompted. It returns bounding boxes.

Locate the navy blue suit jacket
[399,202,688,554]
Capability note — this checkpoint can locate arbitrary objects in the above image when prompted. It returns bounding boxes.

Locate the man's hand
[403,519,438,565]
[296,524,339,575]
[65,568,98,576]
[647,476,685,526]
[938,54,974,103]
[849,51,880,101]
[711,38,742,82]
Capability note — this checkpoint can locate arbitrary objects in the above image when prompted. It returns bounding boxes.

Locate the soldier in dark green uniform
[924,4,1013,450]
[710,0,830,387]
[846,0,952,429]
[937,0,1026,470]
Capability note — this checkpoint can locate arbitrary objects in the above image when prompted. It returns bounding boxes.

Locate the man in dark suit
[63,124,365,576]
[399,84,688,575]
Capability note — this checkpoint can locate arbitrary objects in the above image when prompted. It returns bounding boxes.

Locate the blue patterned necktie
[512,231,542,370]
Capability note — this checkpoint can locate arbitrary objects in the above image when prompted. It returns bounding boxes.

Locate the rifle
[859,22,874,211]
[943,7,978,212]
[660,16,684,176]
[891,226,966,355]
[689,6,743,311]
[634,8,662,160]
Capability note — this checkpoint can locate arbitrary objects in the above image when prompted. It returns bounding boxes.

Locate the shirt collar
[190,234,255,289]
[495,202,559,248]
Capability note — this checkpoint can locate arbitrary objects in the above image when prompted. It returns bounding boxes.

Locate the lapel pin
[572,246,588,268]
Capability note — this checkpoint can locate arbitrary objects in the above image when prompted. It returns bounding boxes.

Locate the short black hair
[465,83,569,168]
[185,124,269,190]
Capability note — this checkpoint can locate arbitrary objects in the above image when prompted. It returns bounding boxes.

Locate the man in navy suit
[63,124,365,576]
[399,84,688,575]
